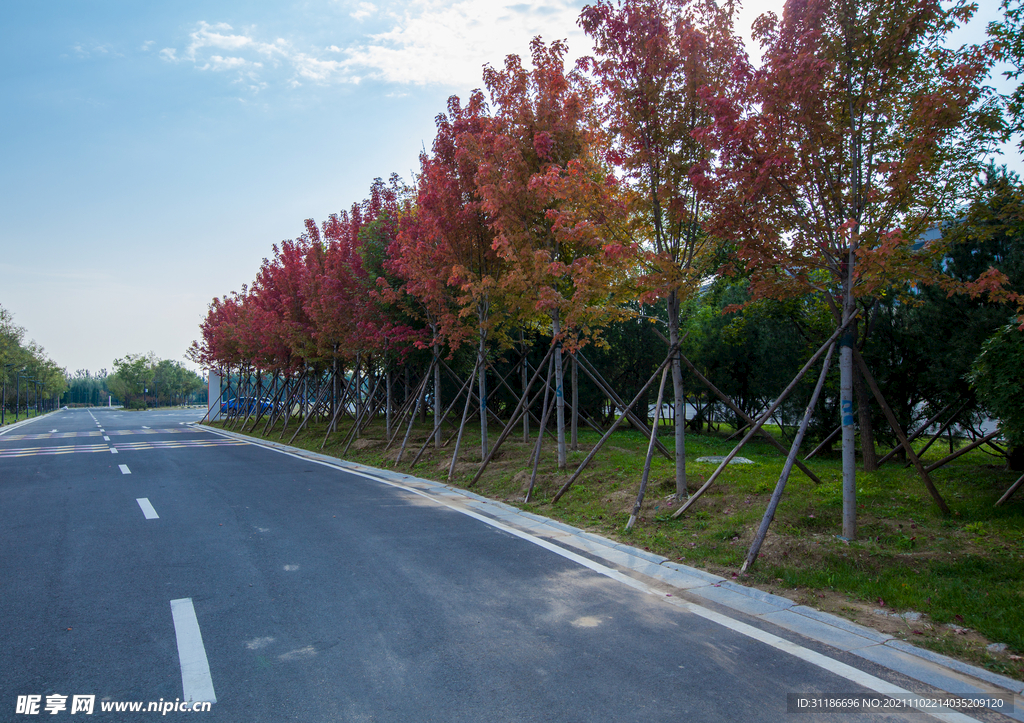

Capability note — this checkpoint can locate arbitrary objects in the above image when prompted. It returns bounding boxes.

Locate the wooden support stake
[742,344,835,573]
[679,353,825,486]
[247,372,280,433]
[385,370,429,449]
[395,359,436,465]
[804,426,841,461]
[278,370,309,439]
[876,402,957,466]
[525,354,557,503]
[673,327,847,518]
[553,349,677,504]
[626,364,670,530]
[448,357,483,481]
[923,430,1002,473]
[521,335,530,443]
[520,359,575,442]
[440,360,509,434]
[575,353,672,460]
[198,370,233,424]
[320,369,357,449]
[996,472,1024,507]
[409,366,477,469]
[724,422,751,443]
[467,344,556,487]
[853,350,950,515]
[288,369,334,445]
[341,372,384,456]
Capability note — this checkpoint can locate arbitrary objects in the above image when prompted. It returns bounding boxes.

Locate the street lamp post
[26,378,37,419]
[1,363,15,425]
[15,373,30,422]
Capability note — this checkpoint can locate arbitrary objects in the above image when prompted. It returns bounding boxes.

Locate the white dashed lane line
[170,599,217,704]
[119,464,131,475]
[110,448,118,454]
[136,498,158,519]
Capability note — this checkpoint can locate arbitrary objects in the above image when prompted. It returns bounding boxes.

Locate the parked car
[220,397,273,414]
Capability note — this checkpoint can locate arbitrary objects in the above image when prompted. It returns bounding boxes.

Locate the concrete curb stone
[0,409,59,435]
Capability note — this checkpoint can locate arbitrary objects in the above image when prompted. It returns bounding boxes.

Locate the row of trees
[0,305,66,421]
[104,354,206,409]
[193,0,1024,538]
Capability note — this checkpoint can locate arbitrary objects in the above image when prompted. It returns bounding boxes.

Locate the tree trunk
[386,368,392,438]
[743,343,836,572]
[840,340,856,540]
[855,365,877,471]
[478,326,488,460]
[668,290,686,498]
[571,354,578,452]
[839,249,858,540]
[434,349,442,449]
[1009,445,1024,472]
[521,332,530,443]
[552,310,567,470]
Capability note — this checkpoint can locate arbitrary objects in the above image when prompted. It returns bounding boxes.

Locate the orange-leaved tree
[698,0,1003,536]
[581,0,741,496]
[388,92,506,457]
[476,36,636,470]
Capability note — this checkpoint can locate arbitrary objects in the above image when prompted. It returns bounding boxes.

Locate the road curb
[199,422,1024,709]
[0,409,60,435]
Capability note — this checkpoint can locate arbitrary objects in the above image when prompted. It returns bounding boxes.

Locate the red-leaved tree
[699,0,1002,536]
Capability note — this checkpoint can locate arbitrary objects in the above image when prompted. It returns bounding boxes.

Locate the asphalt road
[1,408,945,721]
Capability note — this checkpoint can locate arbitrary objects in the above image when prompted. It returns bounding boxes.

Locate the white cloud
[163,2,589,91]
[71,42,123,59]
[201,55,253,71]
[290,54,347,83]
[182,22,291,66]
[350,2,378,21]
[344,0,588,86]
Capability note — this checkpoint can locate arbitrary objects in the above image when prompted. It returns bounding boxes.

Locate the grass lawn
[207,412,1024,681]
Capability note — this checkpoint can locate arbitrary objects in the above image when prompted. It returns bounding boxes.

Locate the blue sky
[0,0,1012,375]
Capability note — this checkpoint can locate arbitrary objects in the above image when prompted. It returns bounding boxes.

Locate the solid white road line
[136,498,158,519]
[170,598,217,704]
[119,464,131,475]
